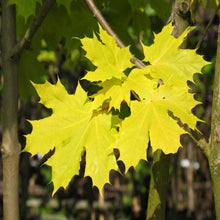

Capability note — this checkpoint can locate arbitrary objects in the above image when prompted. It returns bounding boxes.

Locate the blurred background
[0,0,218,219]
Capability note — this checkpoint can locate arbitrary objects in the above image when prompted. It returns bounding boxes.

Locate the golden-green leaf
[25,79,117,194]
[81,27,133,82]
[142,23,209,86]
[92,78,131,110]
[91,68,157,110]
[115,84,201,171]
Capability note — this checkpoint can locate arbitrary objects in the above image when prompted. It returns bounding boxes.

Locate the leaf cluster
[25,24,208,194]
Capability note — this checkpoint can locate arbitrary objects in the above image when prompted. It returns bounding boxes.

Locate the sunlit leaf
[25,80,117,194]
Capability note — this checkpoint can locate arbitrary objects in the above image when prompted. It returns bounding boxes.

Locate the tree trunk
[146,1,191,219]
[146,151,171,220]
[209,21,220,220]
[1,0,20,219]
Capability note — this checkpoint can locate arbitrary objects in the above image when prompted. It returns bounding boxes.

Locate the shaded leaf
[9,0,42,22]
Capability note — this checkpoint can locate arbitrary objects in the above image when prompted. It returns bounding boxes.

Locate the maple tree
[1,0,220,220]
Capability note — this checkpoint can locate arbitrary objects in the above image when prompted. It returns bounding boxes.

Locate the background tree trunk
[146,151,171,220]
[146,0,191,219]
[1,0,20,219]
[209,21,220,220]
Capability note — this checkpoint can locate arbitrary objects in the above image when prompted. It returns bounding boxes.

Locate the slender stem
[186,142,194,216]
[1,0,20,219]
[208,21,220,220]
[85,0,124,48]
[11,0,56,60]
[84,0,145,69]
[196,3,220,49]
[1,1,56,219]
[180,124,210,157]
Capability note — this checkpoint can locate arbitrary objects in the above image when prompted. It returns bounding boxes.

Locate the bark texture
[209,22,220,220]
[1,0,20,220]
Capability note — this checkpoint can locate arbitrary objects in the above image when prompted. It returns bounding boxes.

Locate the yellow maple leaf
[115,84,201,171]
[81,27,133,82]
[92,77,130,110]
[25,79,117,194]
[142,23,209,86]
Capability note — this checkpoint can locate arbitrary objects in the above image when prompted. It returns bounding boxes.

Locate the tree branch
[11,0,55,60]
[84,0,145,69]
[184,128,210,158]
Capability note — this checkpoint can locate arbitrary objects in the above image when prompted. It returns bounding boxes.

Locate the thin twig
[11,0,56,60]
[183,126,209,157]
[170,111,209,156]
[85,0,125,48]
[196,3,220,48]
[187,131,205,148]
[85,0,145,69]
